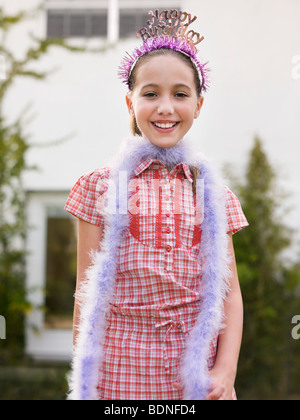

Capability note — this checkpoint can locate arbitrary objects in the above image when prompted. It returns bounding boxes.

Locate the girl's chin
[148,138,182,148]
[144,131,183,148]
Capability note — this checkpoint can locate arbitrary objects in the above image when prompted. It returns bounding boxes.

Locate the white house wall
[2,0,300,360]
[2,0,300,235]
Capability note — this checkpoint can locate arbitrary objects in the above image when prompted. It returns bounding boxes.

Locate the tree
[233,138,300,399]
[0,5,93,361]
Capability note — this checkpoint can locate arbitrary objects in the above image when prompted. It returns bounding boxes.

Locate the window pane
[120,10,147,38]
[90,14,108,37]
[45,217,77,330]
[119,6,182,39]
[120,9,164,38]
[70,14,86,37]
[119,12,137,38]
[47,10,108,38]
[47,13,65,38]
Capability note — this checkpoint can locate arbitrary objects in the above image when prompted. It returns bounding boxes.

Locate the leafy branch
[0,4,104,361]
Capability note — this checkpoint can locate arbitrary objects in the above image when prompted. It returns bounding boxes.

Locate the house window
[47,10,108,38]
[46,1,182,40]
[44,209,77,330]
[26,192,75,360]
[119,9,152,38]
[47,10,107,38]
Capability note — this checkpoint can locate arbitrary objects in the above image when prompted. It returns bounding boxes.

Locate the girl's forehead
[135,54,195,86]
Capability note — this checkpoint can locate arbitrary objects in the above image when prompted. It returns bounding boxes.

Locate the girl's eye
[144,92,157,98]
[175,92,188,98]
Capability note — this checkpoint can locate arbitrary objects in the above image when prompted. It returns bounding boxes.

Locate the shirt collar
[134,158,194,183]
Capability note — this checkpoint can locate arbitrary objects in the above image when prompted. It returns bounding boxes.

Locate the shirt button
[166,214,171,218]
[166,245,172,253]
[166,227,171,234]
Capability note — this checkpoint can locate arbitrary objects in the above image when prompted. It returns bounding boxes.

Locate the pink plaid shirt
[65,159,248,400]
[65,158,248,238]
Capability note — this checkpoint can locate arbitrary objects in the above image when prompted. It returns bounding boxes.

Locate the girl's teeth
[154,123,177,129]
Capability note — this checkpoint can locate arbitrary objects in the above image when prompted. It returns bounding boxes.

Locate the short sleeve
[64,168,110,228]
[225,186,249,234]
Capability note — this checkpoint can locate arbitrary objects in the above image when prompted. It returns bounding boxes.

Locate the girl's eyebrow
[174,84,192,92]
[141,83,159,89]
[141,83,192,91]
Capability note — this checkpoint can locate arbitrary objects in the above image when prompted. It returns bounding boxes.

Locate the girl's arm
[206,233,244,400]
[73,219,104,347]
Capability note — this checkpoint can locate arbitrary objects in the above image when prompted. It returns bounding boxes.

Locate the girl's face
[126,55,204,148]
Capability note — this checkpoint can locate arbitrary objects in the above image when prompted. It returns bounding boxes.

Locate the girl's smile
[126,55,204,148]
[152,120,180,132]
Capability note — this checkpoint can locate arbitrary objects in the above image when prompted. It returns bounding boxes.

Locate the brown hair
[128,48,202,188]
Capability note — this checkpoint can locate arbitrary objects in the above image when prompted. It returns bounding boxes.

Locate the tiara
[119,9,209,91]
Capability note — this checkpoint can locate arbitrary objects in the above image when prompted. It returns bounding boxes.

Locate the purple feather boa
[68,137,230,400]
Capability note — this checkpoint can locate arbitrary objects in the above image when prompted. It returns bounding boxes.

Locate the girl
[65,9,248,401]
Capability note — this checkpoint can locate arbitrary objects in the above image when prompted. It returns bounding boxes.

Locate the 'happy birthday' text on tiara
[136,9,204,49]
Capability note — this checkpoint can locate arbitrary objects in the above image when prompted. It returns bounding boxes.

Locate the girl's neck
[139,137,188,168]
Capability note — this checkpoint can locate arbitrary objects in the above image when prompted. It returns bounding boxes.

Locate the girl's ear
[126,94,135,117]
[194,96,204,119]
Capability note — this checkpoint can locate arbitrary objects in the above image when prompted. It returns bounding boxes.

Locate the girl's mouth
[152,122,180,132]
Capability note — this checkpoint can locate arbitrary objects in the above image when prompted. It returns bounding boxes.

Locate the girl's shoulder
[64,167,111,228]
[223,186,249,234]
[77,167,111,188]
[224,185,239,203]
[73,167,112,198]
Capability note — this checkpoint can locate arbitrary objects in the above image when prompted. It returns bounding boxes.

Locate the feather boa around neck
[68,137,231,400]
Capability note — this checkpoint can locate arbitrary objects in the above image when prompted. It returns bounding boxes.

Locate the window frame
[25,191,74,361]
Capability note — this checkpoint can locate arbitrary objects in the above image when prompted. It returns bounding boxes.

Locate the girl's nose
[157,96,174,115]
